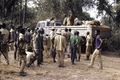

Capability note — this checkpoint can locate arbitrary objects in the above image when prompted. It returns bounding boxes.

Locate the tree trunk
[19,0,22,25]
[3,0,6,21]
[23,0,27,27]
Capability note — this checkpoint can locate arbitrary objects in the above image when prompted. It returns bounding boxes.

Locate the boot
[68,55,70,58]
[84,56,89,61]
[88,65,93,68]
[18,72,26,76]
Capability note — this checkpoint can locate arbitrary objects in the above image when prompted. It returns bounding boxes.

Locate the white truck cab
[36,21,62,36]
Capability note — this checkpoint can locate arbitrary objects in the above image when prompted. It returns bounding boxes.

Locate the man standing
[18,28,26,76]
[63,28,71,58]
[0,23,9,65]
[76,31,84,62]
[54,29,66,67]
[25,28,32,50]
[84,32,93,60]
[9,26,14,51]
[27,28,44,67]
[49,27,57,63]
[89,30,103,69]
[70,31,78,65]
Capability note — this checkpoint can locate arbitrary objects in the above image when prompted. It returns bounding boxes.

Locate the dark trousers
[52,50,56,61]
[71,45,77,63]
[14,42,17,59]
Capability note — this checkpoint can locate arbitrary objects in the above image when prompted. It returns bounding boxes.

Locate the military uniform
[54,29,66,67]
[49,27,57,62]
[25,30,32,50]
[32,32,37,50]
[85,35,93,60]
[76,35,84,61]
[0,28,9,65]
[9,28,14,50]
[18,30,27,76]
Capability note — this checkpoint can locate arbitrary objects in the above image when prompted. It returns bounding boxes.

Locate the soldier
[76,31,84,62]
[70,31,78,65]
[32,29,37,51]
[0,23,9,65]
[39,28,44,63]
[18,28,27,76]
[9,26,14,51]
[25,28,32,50]
[14,25,21,60]
[54,29,66,67]
[63,28,71,58]
[48,27,57,63]
[84,32,93,60]
[89,30,103,69]
[27,28,44,67]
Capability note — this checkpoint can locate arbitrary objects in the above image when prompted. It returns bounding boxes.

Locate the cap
[57,29,61,34]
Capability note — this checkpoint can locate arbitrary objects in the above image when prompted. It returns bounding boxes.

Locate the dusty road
[0,50,120,80]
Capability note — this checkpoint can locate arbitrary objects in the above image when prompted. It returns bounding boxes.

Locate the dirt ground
[0,50,120,80]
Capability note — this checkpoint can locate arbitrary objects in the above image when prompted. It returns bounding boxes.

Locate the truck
[36,20,111,39]
[36,20,111,52]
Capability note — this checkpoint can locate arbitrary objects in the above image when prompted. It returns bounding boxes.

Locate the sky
[28,0,114,21]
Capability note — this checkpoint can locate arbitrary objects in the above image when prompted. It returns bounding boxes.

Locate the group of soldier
[0,21,103,76]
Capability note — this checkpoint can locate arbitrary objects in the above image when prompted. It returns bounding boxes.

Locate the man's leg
[0,52,1,62]
[57,51,60,67]
[85,46,91,60]
[71,46,77,64]
[14,42,17,60]
[67,42,70,58]
[89,49,98,67]
[4,44,9,65]
[78,46,81,61]
[19,54,26,76]
[37,51,41,66]
[60,51,64,67]
[97,50,103,69]
[41,51,43,62]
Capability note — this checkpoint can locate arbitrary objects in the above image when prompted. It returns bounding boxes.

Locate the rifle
[0,43,9,65]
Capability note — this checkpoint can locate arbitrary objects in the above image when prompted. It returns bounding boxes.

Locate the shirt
[70,35,78,45]
[96,35,101,49]
[63,32,71,42]
[86,35,93,46]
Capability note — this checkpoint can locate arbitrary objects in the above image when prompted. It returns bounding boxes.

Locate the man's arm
[97,39,103,49]
[75,37,78,45]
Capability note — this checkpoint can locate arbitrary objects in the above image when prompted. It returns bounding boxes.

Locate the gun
[0,43,9,65]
